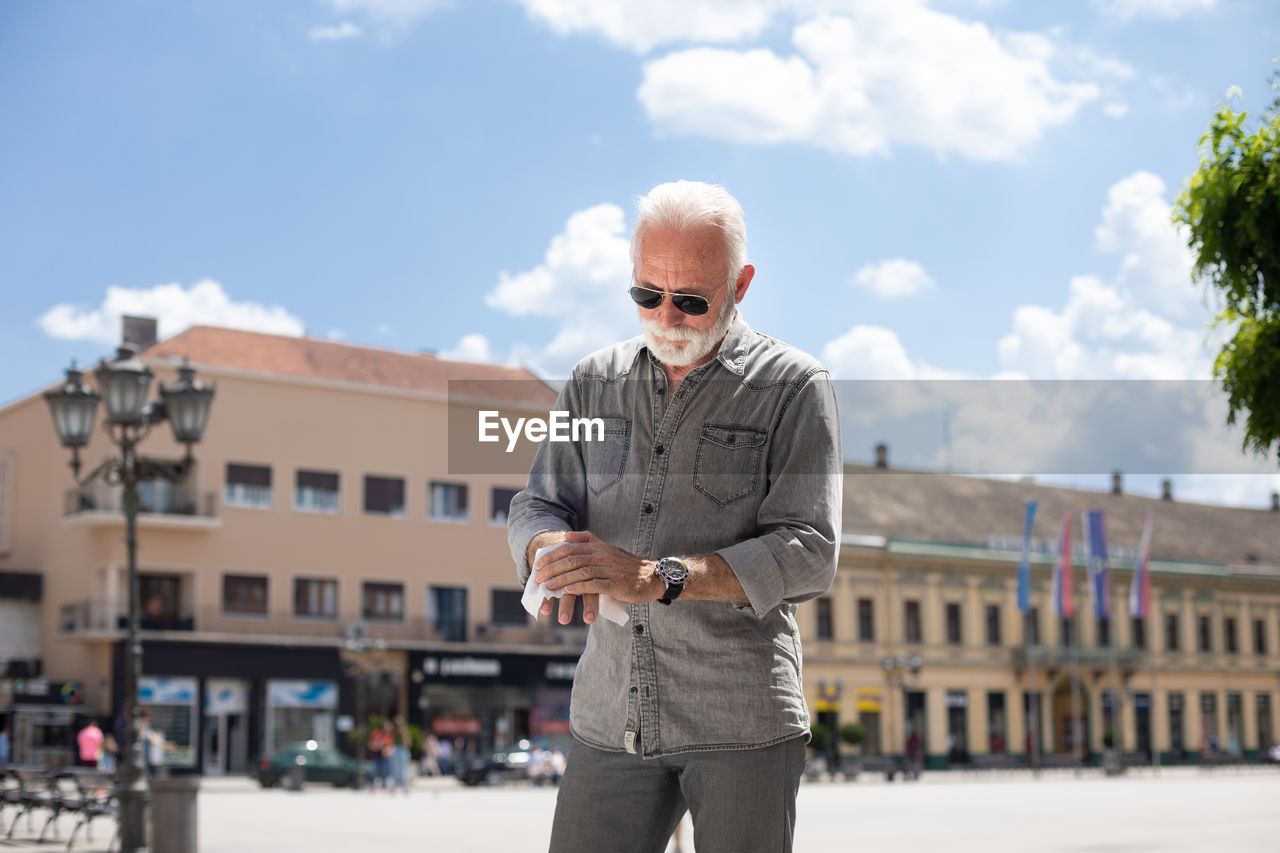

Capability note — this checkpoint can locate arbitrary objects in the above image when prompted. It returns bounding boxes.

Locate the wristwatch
[654,557,690,605]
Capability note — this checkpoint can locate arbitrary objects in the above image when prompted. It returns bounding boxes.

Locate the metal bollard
[150,775,200,853]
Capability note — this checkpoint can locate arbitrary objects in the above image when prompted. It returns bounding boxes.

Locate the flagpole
[1071,627,1083,773]
[1149,646,1159,774]
[1107,625,1123,775]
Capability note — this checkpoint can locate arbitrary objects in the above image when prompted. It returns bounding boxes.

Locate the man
[508,180,841,853]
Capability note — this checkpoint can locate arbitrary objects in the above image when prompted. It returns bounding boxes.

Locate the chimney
[122,315,158,351]
[1111,471,1123,495]
[1272,492,1279,512]
[1161,479,1173,501]
[874,443,888,469]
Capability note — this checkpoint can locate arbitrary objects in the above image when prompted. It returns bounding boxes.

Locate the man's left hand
[533,530,662,619]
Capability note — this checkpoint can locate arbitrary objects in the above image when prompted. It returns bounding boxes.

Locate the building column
[1009,676,1027,760]
[926,686,947,761]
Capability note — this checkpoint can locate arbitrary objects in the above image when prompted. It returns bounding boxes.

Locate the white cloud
[996,170,1216,380]
[326,328,347,340]
[822,325,920,379]
[316,0,448,37]
[37,279,305,345]
[516,0,775,53]
[638,6,1100,161]
[1103,101,1130,118]
[1092,0,1215,20]
[851,259,935,299]
[308,21,362,41]
[439,333,495,363]
[484,203,637,375]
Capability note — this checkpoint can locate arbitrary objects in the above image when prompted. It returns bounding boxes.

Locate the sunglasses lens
[671,295,710,316]
[629,287,663,309]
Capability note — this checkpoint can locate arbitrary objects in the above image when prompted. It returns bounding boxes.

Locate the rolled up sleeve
[506,381,585,584]
[715,372,842,618]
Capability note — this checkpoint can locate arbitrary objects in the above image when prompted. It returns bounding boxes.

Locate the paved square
[7,767,1278,851]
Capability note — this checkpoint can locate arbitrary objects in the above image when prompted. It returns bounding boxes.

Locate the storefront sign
[432,717,481,736]
[140,676,197,704]
[267,680,337,708]
[545,662,577,681]
[946,691,968,708]
[423,656,502,678]
[12,679,85,705]
[204,679,248,714]
[856,689,882,712]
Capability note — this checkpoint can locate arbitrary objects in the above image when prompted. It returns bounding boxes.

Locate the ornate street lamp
[44,345,214,853]
[882,655,923,778]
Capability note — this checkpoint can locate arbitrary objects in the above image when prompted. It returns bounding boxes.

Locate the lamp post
[883,655,922,778]
[44,346,214,853]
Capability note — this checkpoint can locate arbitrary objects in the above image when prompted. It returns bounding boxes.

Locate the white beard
[641,294,737,367]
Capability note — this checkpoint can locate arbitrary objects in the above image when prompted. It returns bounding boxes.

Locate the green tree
[839,722,866,754]
[1174,73,1280,462]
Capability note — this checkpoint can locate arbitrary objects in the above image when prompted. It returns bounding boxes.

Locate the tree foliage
[1174,74,1280,463]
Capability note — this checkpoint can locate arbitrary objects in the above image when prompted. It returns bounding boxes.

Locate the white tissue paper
[522,542,629,626]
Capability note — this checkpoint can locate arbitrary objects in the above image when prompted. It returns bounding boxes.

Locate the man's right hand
[527,530,602,626]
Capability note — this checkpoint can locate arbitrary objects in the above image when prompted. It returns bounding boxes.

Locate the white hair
[629,181,748,286]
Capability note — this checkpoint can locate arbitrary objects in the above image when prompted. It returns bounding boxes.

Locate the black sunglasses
[628,285,713,316]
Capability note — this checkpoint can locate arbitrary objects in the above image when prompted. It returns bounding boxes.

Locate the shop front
[7,678,91,768]
[409,650,579,754]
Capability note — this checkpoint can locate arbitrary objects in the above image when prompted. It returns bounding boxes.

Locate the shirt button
[655,445,664,455]
[630,687,638,695]
[634,624,645,635]
[643,503,653,514]
[727,434,736,444]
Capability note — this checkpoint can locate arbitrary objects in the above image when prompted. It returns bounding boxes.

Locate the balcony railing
[63,484,217,519]
[58,600,585,649]
[1012,645,1148,670]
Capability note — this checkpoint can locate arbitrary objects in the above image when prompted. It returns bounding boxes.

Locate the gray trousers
[549,736,806,853]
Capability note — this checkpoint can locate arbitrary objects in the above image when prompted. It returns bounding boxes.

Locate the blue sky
[2,0,1279,506]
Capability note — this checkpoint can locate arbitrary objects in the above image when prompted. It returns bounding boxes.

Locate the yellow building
[804,459,1280,769]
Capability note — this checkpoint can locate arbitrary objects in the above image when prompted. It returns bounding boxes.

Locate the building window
[362,582,404,621]
[1132,617,1146,650]
[223,574,268,615]
[491,487,519,524]
[904,600,922,644]
[1224,617,1238,654]
[491,589,527,627]
[1165,612,1180,652]
[1097,618,1111,648]
[225,463,272,509]
[294,578,337,619]
[1197,615,1212,653]
[141,574,185,629]
[430,586,468,642]
[945,602,962,646]
[429,481,468,522]
[985,604,1001,647]
[363,476,405,517]
[1059,616,1076,648]
[986,692,1007,754]
[858,598,875,642]
[295,470,340,513]
[1254,619,1268,656]
[816,597,834,641]
[1024,608,1040,646]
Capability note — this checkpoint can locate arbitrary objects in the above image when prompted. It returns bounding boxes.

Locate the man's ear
[734,264,755,303]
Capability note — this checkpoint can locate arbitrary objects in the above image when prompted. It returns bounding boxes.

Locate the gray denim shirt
[507,313,842,759]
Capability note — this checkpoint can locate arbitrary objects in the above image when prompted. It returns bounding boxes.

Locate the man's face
[633,224,742,368]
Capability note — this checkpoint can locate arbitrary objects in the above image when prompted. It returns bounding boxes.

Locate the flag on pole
[1083,510,1109,620]
[1051,511,1074,618]
[1129,510,1154,619]
[1016,500,1038,614]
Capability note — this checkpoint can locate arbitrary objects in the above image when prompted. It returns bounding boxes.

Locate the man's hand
[533,530,663,624]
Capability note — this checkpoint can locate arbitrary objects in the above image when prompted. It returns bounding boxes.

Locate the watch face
[661,558,689,584]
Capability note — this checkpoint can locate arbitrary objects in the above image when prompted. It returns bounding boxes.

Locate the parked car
[253,739,369,789]
[455,742,533,786]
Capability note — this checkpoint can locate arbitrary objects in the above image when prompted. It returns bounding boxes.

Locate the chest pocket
[693,423,768,505]
[585,417,631,496]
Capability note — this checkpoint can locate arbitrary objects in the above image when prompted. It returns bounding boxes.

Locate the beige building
[0,321,583,771]
[803,460,1280,769]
